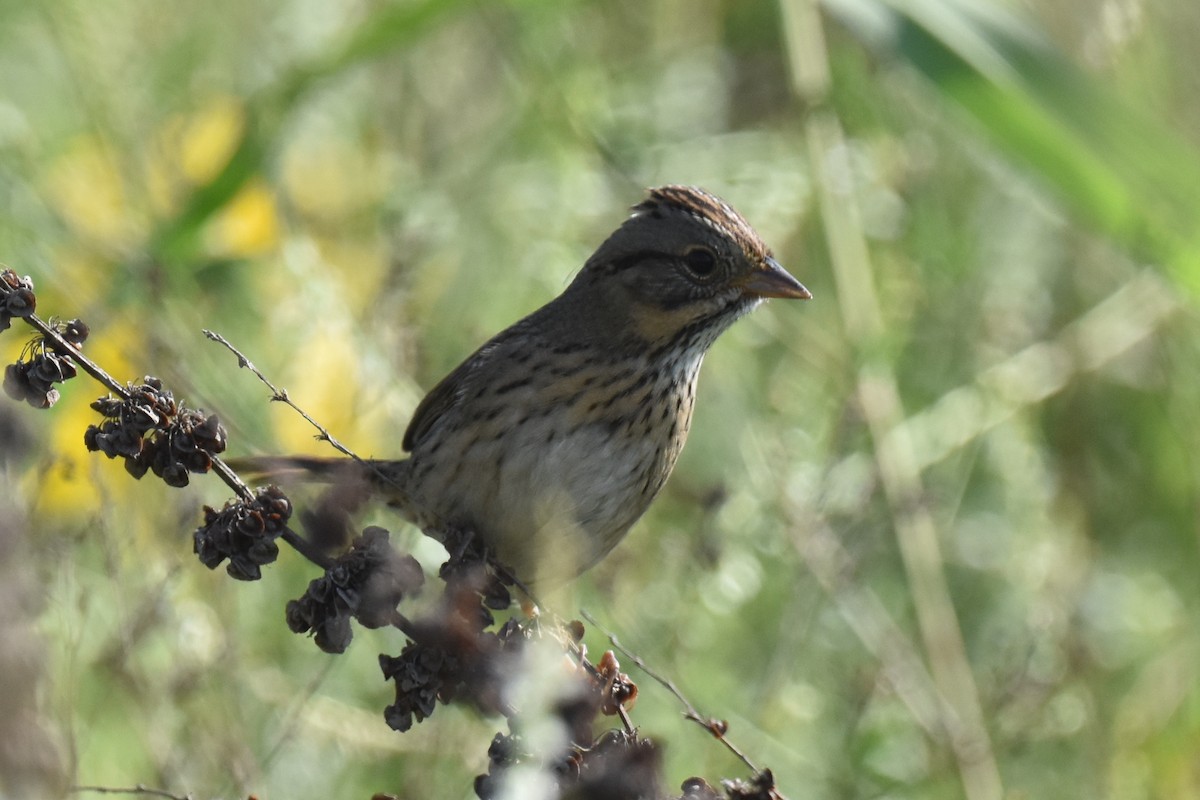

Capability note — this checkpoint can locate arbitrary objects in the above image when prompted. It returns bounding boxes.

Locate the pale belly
[407,416,679,583]
[495,422,664,576]
[402,345,703,584]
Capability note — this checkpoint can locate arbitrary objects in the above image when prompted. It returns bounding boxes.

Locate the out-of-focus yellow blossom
[273,323,363,454]
[206,179,280,257]
[31,320,142,521]
[179,96,245,185]
[41,136,131,247]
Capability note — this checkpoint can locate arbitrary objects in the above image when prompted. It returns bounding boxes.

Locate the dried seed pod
[287,527,424,653]
[193,485,292,580]
[61,319,89,345]
[0,270,35,333]
[87,379,227,487]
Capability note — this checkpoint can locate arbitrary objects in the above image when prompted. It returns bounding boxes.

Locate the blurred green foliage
[2,0,1200,798]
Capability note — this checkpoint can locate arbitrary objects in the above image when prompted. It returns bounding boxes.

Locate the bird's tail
[226,456,413,552]
[225,454,348,481]
[226,455,409,499]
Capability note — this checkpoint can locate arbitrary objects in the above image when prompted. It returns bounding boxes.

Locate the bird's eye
[682,247,718,280]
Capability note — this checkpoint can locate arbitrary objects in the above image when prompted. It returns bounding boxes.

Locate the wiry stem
[70,785,192,800]
[14,308,128,399]
[1,282,332,569]
[580,609,779,793]
[12,307,257,501]
[203,329,365,464]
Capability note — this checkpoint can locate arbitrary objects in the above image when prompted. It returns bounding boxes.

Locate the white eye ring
[682,247,717,279]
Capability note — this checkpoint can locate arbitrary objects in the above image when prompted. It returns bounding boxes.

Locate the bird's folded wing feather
[402,342,498,452]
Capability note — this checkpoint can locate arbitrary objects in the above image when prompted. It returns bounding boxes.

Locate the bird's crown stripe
[637,185,769,261]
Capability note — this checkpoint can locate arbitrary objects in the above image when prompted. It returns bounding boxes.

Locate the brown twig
[203,329,363,464]
[9,306,260,501]
[1,286,332,569]
[70,785,192,800]
[579,609,773,787]
[203,328,409,506]
[15,309,128,399]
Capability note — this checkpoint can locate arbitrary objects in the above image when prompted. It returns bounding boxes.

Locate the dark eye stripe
[607,250,675,272]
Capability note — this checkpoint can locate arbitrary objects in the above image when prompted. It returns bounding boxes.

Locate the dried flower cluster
[476,727,663,800]
[0,269,35,331]
[85,377,227,487]
[4,320,87,409]
[287,526,425,653]
[194,485,292,580]
[379,537,521,732]
[717,770,784,800]
[1,271,90,409]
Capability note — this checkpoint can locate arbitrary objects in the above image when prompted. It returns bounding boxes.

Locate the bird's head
[571,185,810,349]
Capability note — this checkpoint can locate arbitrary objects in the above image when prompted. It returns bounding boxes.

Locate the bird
[246,186,809,584]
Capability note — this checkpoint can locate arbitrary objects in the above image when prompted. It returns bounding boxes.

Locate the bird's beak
[740,257,812,300]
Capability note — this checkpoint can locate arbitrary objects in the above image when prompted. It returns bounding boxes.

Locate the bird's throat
[627,302,705,349]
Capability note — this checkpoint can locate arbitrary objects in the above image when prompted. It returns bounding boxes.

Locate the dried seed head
[193,485,292,581]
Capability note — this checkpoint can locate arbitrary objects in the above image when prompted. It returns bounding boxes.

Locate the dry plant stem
[203,329,363,464]
[579,610,771,786]
[19,310,130,401]
[278,528,334,569]
[615,704,635,735]
[9,306,333,569]
[782,2,1004,799]
[70,785,192,800]
[203,329,410,550]
[544,617,636,734]
[387,608,417,639]
[19,311,251,496]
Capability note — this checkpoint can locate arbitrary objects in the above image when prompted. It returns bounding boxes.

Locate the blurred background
[2,0,1199,797]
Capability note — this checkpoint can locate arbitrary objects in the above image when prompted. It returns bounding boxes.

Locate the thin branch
[15,310,128,400]
[280,528,335,568]
[24,316,260,499]
[1,281,262,504]
[388,608,418,639]
[71,785,192,800]
[579,609,776,790]
[202,328,409,507]
[203,329,363,464]
[2,287,335,568]
[209,453,255,502]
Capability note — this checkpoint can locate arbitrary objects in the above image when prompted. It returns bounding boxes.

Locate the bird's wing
[403,358,472,452]
[402,307,553,453]
[402,340,502,452]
